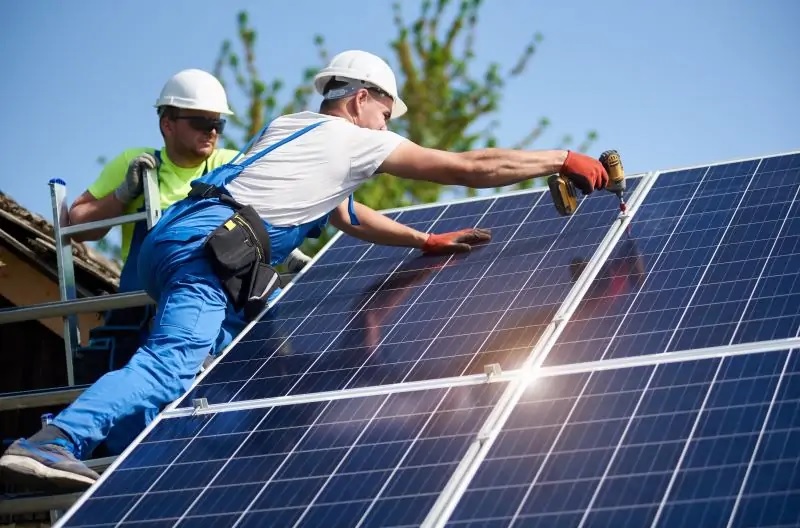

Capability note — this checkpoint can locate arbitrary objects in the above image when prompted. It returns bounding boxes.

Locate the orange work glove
[560,151,609,195]
[421,228,492,255]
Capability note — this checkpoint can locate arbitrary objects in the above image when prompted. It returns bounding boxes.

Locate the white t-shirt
[226,111,408,226]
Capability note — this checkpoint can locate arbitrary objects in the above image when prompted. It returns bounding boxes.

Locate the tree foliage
[212,11,327,143]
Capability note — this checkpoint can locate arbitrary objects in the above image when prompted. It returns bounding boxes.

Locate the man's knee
[124,346,203,393]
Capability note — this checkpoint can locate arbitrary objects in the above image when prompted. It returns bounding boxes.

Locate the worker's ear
[159,114,176,138]
[352,89,370,119]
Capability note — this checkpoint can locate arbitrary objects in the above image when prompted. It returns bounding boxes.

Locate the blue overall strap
[187,119,358,228]
[227,122,271,166]
[347,194,360,226]
[222,120,326,186]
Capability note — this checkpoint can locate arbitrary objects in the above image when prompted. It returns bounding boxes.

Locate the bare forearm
[68,192,126,241]
[333,201,429,248]
[457,148,568,188]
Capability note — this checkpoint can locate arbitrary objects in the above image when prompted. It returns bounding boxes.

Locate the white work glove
[284,248,312,272]
[114,153,158,204]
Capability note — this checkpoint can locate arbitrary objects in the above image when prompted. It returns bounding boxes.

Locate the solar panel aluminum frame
[167,333,800,419]
[534,336,800,382]
[161,334,800,424]
[164,355,520,419]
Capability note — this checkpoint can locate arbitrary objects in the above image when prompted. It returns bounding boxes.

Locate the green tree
[214,0,598,255]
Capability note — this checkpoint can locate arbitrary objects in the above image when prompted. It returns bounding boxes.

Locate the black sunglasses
[173,115,226,134]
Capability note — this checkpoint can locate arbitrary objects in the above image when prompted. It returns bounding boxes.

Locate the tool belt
[188,181,282,321]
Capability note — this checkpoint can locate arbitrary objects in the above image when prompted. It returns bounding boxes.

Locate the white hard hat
[154,69,233,115]
[314,50,407,119]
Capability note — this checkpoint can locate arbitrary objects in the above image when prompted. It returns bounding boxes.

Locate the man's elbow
[329,204,352,231]
[66,216,103,241]
[67,203,107,241]
[68,203,94,228]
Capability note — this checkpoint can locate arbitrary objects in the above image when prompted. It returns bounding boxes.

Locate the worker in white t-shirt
[0,49,609,490]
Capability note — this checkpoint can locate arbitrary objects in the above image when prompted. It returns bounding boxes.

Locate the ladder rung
[0,272,296,326]
[0,291,153,325]
[86,455,116,471]
[60,211,149,236]
[0,457,115,516]
[0,386,88,411]
[0,492,84,516]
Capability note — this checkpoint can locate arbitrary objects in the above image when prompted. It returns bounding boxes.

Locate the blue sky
[2,0,798,223]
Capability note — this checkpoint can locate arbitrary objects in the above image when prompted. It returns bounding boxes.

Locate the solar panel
[447,346,800,527]
[545,154,800,366]
[60,382,508,527]
[55,151,799,527]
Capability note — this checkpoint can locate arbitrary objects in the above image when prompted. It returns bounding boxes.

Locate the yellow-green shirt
[88,147,239,262]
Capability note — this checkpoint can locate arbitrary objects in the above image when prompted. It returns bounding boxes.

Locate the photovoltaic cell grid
[62,382,508,527]
[182,183,638,406]
[546,153,800,366]
[449,347,800,528]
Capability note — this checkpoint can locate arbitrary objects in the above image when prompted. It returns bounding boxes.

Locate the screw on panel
[192,398,209,413]
[476,430,492,446]
[483,363,502,381]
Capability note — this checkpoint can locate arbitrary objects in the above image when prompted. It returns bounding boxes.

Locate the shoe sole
[0,454,96,492]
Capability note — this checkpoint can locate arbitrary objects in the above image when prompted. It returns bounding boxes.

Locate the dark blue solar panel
[448,348,800,527]
[185,184,637,405]
[60,382,507,527]
[546,153,800,366]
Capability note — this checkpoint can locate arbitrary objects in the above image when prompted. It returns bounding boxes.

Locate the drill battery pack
[547,174,578,216]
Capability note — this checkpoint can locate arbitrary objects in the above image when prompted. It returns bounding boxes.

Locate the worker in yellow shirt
[69,68,311,286]
[66,69,309,455]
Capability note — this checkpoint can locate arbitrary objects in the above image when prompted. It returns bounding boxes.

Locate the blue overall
[102,153,242,454]
[53,120,357,458]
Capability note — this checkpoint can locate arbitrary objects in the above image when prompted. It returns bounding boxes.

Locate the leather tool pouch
[204,202,282,321]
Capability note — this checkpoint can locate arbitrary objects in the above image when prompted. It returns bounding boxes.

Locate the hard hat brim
[154,99,234,115]
[391,97,408,120]
[315,72,408,120]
